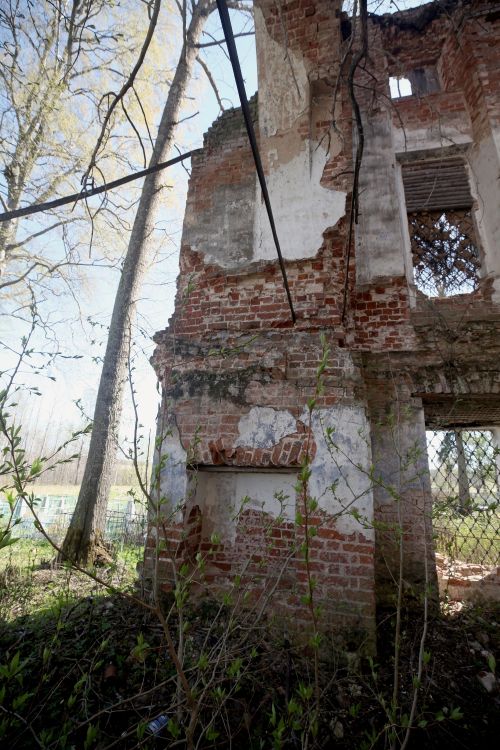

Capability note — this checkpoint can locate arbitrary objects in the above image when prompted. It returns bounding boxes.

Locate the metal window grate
[409,209,480,296]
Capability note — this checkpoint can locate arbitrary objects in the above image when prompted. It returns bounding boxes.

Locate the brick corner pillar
[365,375,438,607]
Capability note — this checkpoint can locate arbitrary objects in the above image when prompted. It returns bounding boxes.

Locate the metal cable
[0,150,194,223]
[216,0,296,324]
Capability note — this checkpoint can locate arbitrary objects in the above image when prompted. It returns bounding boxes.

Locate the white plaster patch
[254,6,308,137]
[253,143,346,262]
[156,420,188,520]
[356,113,407,283]
[300,405,375,540]
[393,125,472,154]
[235,406,297,449]
[193,470,297,544]
[468,135,500,301]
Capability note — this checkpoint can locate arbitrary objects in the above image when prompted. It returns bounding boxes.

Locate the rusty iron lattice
[409,209,481,297]
[427,430,500,565]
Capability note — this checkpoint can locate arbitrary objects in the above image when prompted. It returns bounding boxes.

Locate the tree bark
[455,430,471,515]
[59,1,213,565]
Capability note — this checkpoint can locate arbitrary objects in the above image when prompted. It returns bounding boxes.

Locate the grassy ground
[433,509,500,565]
[31,484,143,504]
[0,539,142,621]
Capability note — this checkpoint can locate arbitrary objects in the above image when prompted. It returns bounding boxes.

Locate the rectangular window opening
[426,429,500,566]
[390,66,440,99]
[402,159,480,297]
[389,75,412,99]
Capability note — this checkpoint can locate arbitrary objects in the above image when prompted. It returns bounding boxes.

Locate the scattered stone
[333,720,344,739]
[477,672,497,693]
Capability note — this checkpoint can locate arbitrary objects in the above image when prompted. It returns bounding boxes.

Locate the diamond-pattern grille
[409,210,480,297]
[427,430,500,565]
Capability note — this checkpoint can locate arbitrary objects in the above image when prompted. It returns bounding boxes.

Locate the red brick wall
[150,0,500,632]
[152,329,362,464]
[255,0,342,77]
[145,503,376,641]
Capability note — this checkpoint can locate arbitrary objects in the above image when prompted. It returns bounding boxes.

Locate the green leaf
[206,727,220,741]
[12,692,32,710]
[29,458,43,476]
[0,532,19,551]
[84,723,98,749]
[227,658,243,678]
[197,653,208,670]
[167,718,181,738]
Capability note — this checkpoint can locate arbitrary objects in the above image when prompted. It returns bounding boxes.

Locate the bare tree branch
[196,55,225,111]
[194,30,254,47]
[5,219,79,252]
[83,0,162,183]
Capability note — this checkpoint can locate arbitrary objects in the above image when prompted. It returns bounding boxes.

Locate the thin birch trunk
[60,2,212,564]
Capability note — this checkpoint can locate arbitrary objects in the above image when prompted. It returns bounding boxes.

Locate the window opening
[409,209,480,296]
[389,76,412,99]
[402,159,480,296]
[407,66,440,95]
[390,66,439,99]
[427,429,500,566]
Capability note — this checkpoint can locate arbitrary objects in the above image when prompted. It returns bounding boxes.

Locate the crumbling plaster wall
[356,1,500,301]
[150,0,500,632]
[351,0,500,598]
[252,3,346,262]
[181,103,257,270]
[149,328,376,637]
[183,0,349,271]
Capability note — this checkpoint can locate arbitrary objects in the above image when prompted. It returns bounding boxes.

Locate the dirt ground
[0,563,499,749]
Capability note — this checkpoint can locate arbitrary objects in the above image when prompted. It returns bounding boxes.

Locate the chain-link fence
[427,429,500,565]
[10,509,147,549]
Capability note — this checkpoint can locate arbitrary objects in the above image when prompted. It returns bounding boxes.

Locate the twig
[196,55,225,111]
[82,0,162,185]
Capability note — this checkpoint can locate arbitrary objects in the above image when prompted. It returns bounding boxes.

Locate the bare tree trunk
[60,2,212,565]
[455,430,471,515]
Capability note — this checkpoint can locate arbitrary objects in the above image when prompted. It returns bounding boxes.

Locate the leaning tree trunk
[60,2,212,565]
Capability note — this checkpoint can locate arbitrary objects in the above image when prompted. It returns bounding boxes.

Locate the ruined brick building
[149,0,500,643]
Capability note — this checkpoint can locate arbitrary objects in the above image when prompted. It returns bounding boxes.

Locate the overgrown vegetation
[0,581,498,749]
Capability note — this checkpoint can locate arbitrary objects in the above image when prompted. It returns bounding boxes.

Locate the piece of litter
[147,714,169,734]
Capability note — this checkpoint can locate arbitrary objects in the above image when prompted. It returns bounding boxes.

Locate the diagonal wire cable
[216,0,296,324]
[0,151,194,223]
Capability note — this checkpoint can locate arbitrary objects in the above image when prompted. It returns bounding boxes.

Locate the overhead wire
[216,0,296,325]
[3,2,297,326]
[0,151,194,223]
